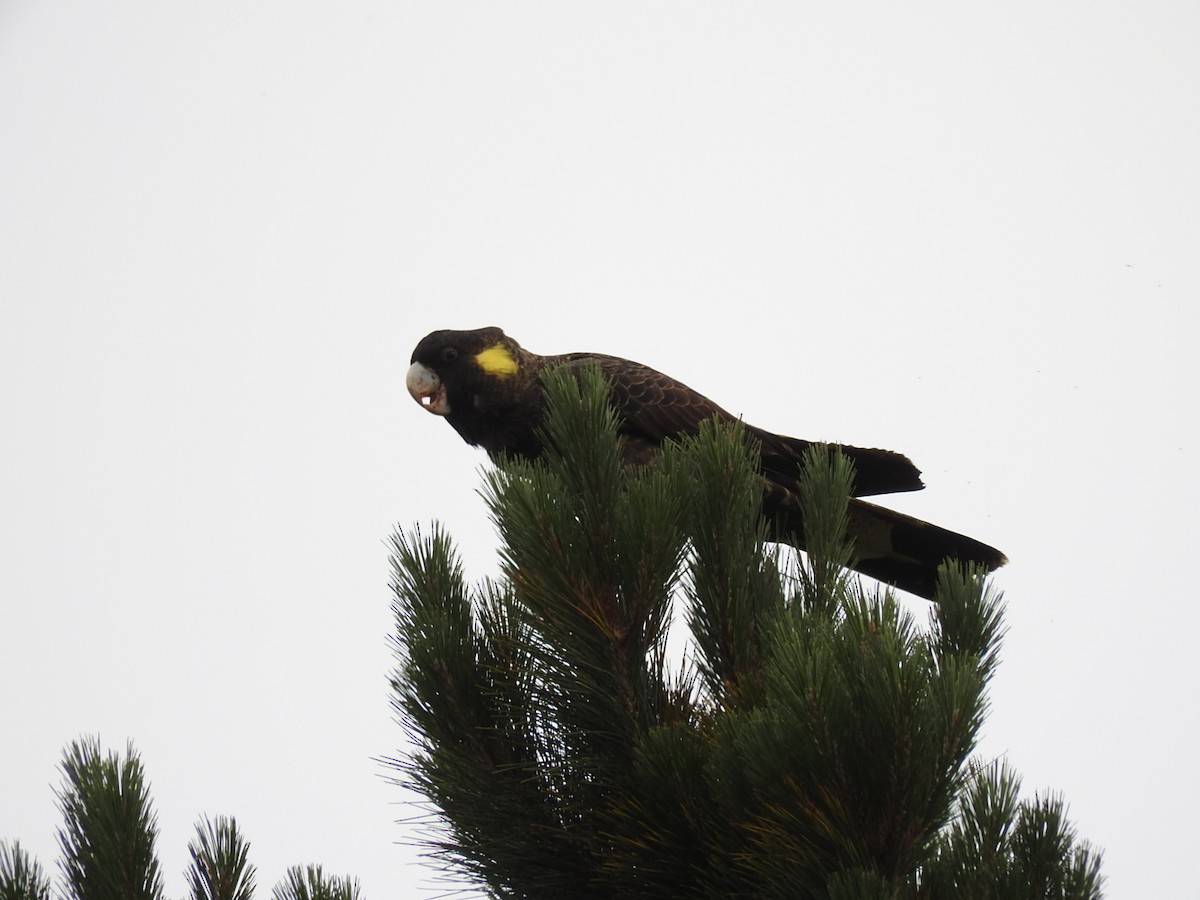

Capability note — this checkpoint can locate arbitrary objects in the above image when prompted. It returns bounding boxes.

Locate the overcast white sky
[2,2,1198,897]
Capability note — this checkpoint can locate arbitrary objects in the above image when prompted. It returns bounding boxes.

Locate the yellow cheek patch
[475,344,519,377]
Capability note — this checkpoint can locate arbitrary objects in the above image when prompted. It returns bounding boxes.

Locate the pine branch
[916,760,1105,898]
[668,418,782,709]
[0,841,52,900]
[270,865,361,900]
[186,816,256,900]
[794,443,857,615]
[56,737,165,900]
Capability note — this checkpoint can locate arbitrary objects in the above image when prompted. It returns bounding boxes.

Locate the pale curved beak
[406,362,451,415]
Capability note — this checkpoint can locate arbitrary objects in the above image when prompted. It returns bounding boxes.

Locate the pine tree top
[388,364,1103,898]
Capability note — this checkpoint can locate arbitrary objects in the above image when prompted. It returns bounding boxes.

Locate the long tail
[844,498,1006,599]
[767,489,1007,600]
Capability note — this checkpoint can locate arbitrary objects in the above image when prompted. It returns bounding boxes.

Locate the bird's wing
[554,352,923,496]
[556,351,738,444]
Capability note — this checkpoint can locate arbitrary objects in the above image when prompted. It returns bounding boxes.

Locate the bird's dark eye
[441,347,459,363]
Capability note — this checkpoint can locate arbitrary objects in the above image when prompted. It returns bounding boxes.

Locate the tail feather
[766,488,1006,601]
[749,426,926,498]
[844,498,1007,599]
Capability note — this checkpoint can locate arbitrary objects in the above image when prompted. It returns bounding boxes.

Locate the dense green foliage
[389,363,1103,898]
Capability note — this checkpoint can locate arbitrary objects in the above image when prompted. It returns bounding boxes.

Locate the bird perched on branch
[406,326,1005,599]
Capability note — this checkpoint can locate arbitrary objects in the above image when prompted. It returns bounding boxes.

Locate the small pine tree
[388,363,1103,898]
[1,741,361,900]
